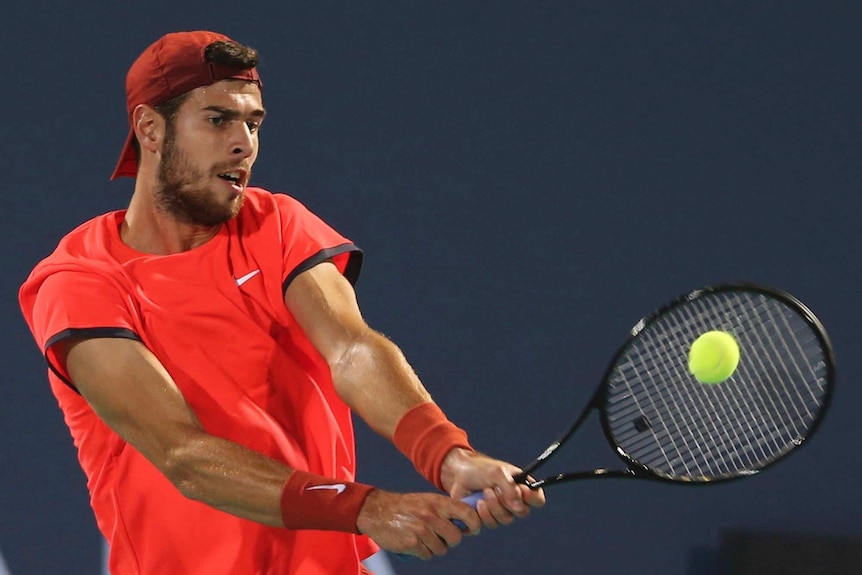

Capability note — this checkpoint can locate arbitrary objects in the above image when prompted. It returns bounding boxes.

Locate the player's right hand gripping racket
[463,283,835,511]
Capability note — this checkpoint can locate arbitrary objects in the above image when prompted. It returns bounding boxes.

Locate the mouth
[217,169,249,190]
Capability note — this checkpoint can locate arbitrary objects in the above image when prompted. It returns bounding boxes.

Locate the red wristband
[280,470,375,533]
[392,402,473,490]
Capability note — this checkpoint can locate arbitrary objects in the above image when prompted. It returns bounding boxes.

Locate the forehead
[182,79,263,111]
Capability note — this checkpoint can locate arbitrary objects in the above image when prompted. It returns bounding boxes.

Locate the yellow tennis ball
[688,330,740,384]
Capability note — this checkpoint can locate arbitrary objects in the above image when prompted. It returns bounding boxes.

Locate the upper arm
[283,261,368,367]
[56,336,203,473]
[283,262,431,430]
[55,336,293,525]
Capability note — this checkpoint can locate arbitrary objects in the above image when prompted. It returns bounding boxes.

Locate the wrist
[439,447,476,493]
[392,402,474,490]
[280,470,375,533]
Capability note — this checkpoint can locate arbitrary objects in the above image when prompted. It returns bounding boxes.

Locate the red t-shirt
[19,187,378,575]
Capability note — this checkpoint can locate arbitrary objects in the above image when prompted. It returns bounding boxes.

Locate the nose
[230,123,256,159]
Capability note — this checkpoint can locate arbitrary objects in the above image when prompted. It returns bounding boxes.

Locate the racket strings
[605,289,830,481]
[687,294,821,473]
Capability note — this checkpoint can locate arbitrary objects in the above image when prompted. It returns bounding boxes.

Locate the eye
[246,121,261,133]
[209,116,226,127]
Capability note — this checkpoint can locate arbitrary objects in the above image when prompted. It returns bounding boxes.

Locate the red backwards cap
[111,31,262,180]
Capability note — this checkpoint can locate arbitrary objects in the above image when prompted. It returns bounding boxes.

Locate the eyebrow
[202,105,267,120]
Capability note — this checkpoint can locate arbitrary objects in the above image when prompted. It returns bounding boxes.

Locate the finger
[410,542,433,561]
[418,528,450,557]
[433,513,469,549]
[520,483,546,508]
[398,529,434,561]
[448,500,482,535]
[490,476,528,518]
[495,467,531,516]
[481,487,516,527]
[474,495,500,529]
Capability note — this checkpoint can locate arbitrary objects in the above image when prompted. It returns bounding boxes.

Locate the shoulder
[20,211,126,307]
[234,187,328,236]
[240,187,313,219]
[24,211,124,278]
[19,212,135,343]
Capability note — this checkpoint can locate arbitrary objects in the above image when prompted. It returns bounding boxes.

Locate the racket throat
[527,468,638,488]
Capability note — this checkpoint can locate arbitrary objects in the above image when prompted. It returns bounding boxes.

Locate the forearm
[330,328,432,438]
[163,430,290,526]
[158,430,374,531]
[329,330,476,490]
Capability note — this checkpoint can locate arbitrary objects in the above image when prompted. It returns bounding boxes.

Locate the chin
[221,192,245,221]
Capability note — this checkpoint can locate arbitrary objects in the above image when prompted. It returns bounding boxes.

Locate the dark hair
[204,39,259,69]
[132,39,260,162]
[156,39,259,123]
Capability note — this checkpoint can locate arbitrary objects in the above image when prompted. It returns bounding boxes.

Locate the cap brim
[111,128,138,180]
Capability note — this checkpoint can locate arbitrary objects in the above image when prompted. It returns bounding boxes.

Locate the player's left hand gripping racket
[459,283,834,516]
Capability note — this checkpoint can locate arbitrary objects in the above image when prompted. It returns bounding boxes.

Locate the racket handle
[395,492,484,561]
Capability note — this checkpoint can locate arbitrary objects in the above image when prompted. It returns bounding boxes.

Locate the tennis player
[18,30,544,575]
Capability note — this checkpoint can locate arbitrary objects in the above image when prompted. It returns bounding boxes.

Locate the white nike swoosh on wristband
[305,484,347,494]
[235,269,261,286]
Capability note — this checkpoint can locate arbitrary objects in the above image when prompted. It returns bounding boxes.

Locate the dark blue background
[2,2,859,574]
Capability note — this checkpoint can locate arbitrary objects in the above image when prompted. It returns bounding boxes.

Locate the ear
[131,104,165,153]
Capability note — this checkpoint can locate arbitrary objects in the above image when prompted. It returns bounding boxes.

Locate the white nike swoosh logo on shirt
[235,269,261,286]
[305,484,347,494]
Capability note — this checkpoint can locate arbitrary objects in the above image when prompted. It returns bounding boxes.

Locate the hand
[440,448,546,529]
[355,489,481,559]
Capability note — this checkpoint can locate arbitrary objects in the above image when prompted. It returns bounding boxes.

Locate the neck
[121,182,221,255]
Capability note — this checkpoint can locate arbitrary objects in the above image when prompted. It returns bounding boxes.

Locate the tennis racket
[465,282,834,508]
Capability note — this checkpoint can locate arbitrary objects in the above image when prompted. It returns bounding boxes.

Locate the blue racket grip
[395,491,484,561]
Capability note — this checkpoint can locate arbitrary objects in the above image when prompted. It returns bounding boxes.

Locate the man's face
[155,80,265,226]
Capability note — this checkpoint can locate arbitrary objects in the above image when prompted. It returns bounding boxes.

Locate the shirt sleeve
[27,270,141,388]
[274,194,363,292]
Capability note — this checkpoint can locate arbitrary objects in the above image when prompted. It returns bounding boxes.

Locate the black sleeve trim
[44,327,142,394]
[282,243,364,294]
